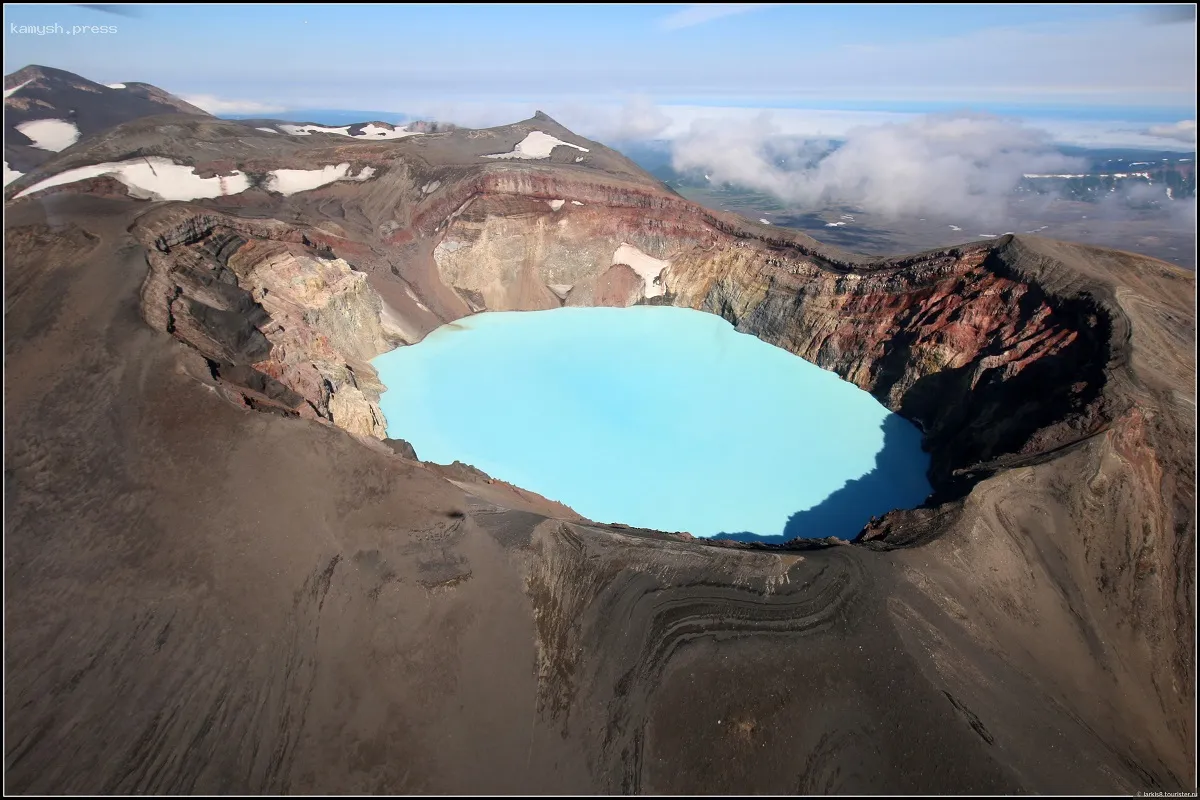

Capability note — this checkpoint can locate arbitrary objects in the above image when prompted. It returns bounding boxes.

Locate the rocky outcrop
[134,206,405,440]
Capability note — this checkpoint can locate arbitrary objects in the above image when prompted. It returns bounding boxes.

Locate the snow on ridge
[1024,172,1151,179]
[14,157,379,200]
[4,160,24,186]
[357,122,422,139]
[483,131,589,160]
[279,122,423,140]
[280,123,353,137]
[613,242,668,299]
[16,118,81,152]
[4,79,32,99]
[106,83,127,89]
[266,163,376,196]
[14,157,251,201]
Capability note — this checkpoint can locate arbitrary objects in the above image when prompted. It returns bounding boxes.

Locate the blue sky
[3,3,1196,147]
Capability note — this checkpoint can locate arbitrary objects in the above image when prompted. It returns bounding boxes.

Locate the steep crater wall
[121,170,1193,780]
[135,207,406,440]
[426,180,1117,511]
[135,172,1126,538]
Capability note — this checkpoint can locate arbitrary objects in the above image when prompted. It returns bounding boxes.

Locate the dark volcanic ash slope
[3,64,210,178]
[4,111,1196,793]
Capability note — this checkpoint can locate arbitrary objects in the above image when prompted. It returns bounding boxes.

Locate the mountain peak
[4,63,211,178]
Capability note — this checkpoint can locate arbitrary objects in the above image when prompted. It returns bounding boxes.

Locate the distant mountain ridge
[3,64,209,182]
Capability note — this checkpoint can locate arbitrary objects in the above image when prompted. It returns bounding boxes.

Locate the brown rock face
[134,207,401,440]
[569,263,645,307]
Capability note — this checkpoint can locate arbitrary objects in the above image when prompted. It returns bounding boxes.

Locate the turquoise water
[373,306,931,540]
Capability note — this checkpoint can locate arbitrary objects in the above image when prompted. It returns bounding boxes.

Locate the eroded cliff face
[135,207,405,440]
[427,175,1111,495]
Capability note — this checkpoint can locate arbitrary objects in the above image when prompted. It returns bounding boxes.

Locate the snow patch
[759,218,771,225]
[613,243,669,299]
[280,123,353,137]
[4,160,24,186]
[16,118,81,152]
[421,180,441,194]
[547,199,565,211]
[14,157,251,201]
[571,200,584,206]
[825,221,846,227]
[1024,172,1150,179]
[949,225,962,231]
[4,79,32,99]
[403,285,431,313]
[255,126,278,134]
[357,123,422,140]
[483,131,589,160]
[266,163,375,196]
[106,83,126,89]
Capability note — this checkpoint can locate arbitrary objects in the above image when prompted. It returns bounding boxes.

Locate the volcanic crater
[4,103,1194,793]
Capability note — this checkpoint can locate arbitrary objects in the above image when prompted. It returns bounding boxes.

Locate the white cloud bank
[182,94,285,115]
[671,111,1084,221]
[1147,120,1197,143]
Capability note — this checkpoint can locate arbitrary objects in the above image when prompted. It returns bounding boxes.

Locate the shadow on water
[717,414,930,544]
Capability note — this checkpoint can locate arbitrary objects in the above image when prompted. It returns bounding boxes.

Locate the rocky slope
[4,106,1195,793]
[3,65,210,182]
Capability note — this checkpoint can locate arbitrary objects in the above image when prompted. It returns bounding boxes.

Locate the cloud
[181,94,285,115]
[658,3,782,31]
[396,95,671,143]
[1146,120,1197,143]
[612,95,671,139]
[670,111,1083,222]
